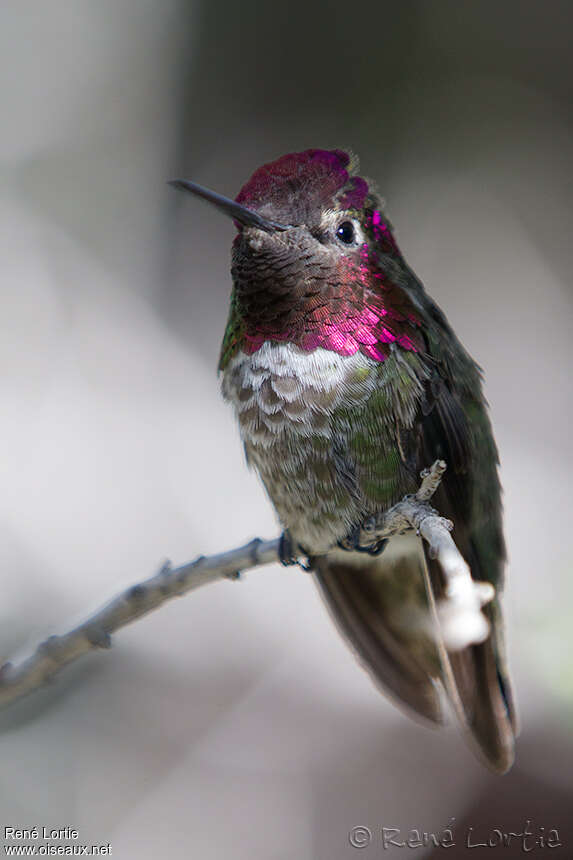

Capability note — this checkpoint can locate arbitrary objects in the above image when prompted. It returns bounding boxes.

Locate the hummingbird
[170,149,517,773]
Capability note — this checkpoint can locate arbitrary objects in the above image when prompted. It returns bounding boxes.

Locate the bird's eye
[335,221,356,245]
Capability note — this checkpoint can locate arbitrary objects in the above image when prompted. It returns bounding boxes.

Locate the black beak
[168,179,290,233]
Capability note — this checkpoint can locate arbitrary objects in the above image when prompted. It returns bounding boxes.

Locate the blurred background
[1,1,572,857]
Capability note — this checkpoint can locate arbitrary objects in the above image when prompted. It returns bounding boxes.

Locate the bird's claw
[279,530,311,570]
[337,524,388,556]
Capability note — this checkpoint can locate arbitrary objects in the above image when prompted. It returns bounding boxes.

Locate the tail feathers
[422,549,516,773]
[312,545,444,726]
[311,543,516,774]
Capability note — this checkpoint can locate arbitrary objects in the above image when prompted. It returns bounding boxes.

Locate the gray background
[1,1,572,857]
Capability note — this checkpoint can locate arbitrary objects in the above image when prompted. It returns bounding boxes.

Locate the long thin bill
[168,179,290,232]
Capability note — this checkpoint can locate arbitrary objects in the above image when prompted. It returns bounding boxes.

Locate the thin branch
[0,460,494,711]
[358,460,495,650]
[0,538,279,710]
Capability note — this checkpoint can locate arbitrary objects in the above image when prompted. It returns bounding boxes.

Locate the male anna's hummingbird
[171,149,517,773]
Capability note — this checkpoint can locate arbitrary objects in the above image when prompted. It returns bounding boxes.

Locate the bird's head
[171,149,423,368]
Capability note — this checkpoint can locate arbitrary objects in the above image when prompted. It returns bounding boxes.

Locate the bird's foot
[337,523,388,556]
[279,530,311,570]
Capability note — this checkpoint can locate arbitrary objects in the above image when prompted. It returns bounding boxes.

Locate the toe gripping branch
[337,523,388,556]
[279,530,312,570]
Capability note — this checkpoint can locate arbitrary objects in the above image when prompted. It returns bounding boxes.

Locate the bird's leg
[278,529,297,565]
[278,530,311,570]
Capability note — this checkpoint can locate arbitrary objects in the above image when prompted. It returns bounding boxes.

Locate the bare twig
[0,538,279,710]
[359,460,495,650]
[0,460,494,711]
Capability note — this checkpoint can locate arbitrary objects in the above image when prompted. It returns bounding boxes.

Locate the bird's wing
[413,341,517,772]
[313,291,516,771]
